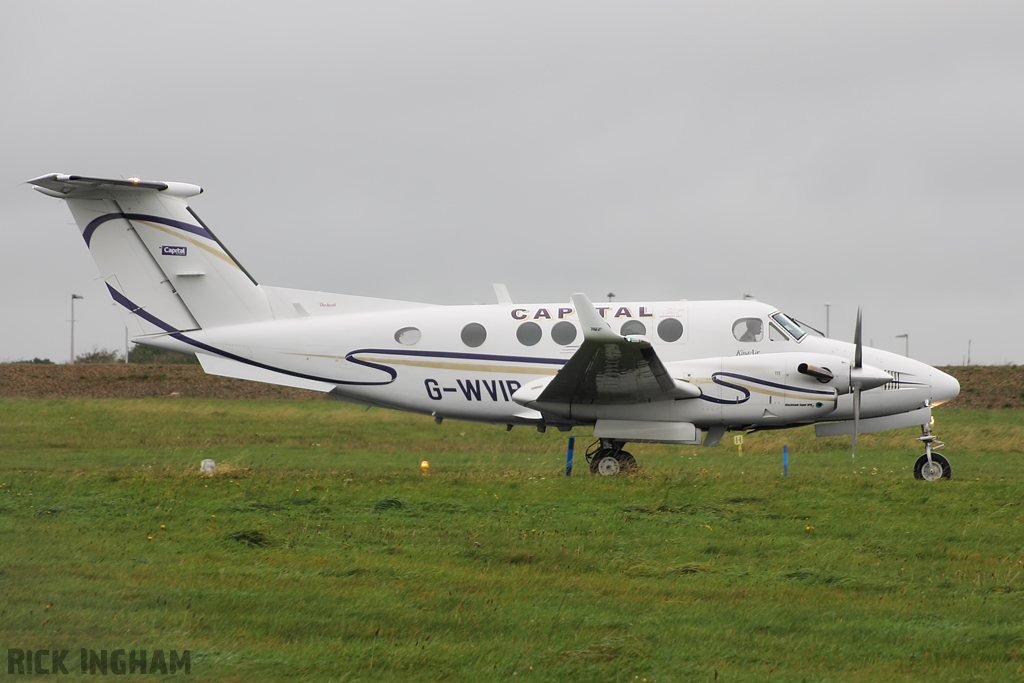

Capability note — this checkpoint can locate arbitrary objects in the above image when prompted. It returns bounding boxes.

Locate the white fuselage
[158,296,958,431]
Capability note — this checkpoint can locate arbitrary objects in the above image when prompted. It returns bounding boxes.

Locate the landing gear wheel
[616,451,637,472]
[914,452,951,481]
[588,448,637,476]
[586,440,639,477]
[591,449,620,476]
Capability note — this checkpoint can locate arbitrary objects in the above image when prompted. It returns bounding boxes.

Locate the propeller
[847,308,894,464]
[853,307,862,369]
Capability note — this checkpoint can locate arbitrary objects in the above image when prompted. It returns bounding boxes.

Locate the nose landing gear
[586,439,638,476]
[914,421,951,481]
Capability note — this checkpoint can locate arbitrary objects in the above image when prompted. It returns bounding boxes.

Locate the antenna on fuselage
[493,284,512,304]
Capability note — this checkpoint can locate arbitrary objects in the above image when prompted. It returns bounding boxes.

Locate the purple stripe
[342,347,566,383]
[714,371,836,397]
[84,213,213,247]
[347,348,567,366]
[105,284,178,333]
[106,286,395,387]
[699,371,836,405]
[700,374,751,405]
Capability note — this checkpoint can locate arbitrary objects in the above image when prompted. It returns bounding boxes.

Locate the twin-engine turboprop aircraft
[28,173,961,480]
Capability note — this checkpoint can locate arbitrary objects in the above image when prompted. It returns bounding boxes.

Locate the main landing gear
[586,439,637,476]
[914,421,951,481]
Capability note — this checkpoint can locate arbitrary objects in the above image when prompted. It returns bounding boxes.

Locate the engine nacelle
[515,352,855,430]
[667,352,851,426]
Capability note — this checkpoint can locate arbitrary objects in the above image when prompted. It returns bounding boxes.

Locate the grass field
[2,399,1024,681]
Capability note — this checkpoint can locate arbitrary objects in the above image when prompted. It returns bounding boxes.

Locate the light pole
[896,333,908,357]
[607,292,615,303]
[70,294,84,363]
[824,302,830,338]
[113,300,130,364]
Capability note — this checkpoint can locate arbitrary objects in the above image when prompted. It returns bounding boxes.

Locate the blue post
[783,445,789,477]
[566,436,575,476]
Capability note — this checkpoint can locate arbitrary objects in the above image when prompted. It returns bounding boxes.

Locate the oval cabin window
[394,327,421,345]
[657,318,684,342]
[620,320,647,336]
[461,322,487,348]
[516,322,542,346]
[551,321,578,345]
[732,318,764,343]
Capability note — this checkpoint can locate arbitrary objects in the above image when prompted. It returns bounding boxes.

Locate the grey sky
[3,1,1021,366]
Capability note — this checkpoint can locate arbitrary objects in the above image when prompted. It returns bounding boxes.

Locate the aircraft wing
[533,294,700,405]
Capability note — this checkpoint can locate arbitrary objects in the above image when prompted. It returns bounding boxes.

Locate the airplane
[28,173,961,480]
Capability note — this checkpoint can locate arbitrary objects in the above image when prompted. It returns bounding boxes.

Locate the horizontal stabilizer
[197,354,336,393]
[28,173,201,198]
[814,406,931,437]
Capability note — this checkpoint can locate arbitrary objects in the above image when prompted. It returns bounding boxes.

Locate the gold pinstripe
[134,220,240,270]
[284,352,560,376]
[357,356,559,376]
[689,378,837,403]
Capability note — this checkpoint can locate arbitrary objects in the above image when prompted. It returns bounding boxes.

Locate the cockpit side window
[732,318,764,342]
[771,312,806,341]
[769,322,789,342]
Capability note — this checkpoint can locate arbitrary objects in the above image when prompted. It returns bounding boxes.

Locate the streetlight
[70,294,84,363]
[896,333,909,357]
[607,292,615,303]
[824,302,830,338]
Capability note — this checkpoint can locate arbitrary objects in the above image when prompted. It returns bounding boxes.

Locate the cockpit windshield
[771,312,806,341]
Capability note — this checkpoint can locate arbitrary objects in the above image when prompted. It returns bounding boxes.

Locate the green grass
[2,399,1024,681]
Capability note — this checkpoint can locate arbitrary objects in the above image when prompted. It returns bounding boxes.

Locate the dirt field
[1,363,1019,408]
[0,363,325,400]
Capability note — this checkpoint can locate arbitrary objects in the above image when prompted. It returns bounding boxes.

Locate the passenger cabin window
[551,321,578,345]
[771,312,807,341]
[461,322,487,348]
[769,322,789,342]
[657,318,684,342]
[516,322,542,346]
[620,320,647,336]
[733,318,764,342]
[395,327,421,345]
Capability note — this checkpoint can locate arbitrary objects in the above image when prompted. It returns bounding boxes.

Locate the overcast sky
[3,1,1021,366]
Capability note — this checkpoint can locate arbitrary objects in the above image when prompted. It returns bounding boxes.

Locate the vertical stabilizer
[29,174,272,332]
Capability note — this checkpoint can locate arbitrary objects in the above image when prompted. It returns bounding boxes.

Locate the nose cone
[930,368,960,405]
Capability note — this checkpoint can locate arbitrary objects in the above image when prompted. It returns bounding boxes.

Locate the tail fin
[28,174,272,335]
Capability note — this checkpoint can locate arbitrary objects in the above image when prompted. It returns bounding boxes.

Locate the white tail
[28,174,272,336]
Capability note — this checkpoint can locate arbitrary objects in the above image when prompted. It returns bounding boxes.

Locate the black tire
[590,449,620,476]
[914,452,951,481]
[616,451,638,472]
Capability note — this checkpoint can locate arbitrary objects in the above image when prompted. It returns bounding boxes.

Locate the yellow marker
[420,460,429,474]
[734,434,744,457]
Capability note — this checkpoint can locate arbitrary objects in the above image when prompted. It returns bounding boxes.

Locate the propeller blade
[854,307,863,369]
[852,385,860,463]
